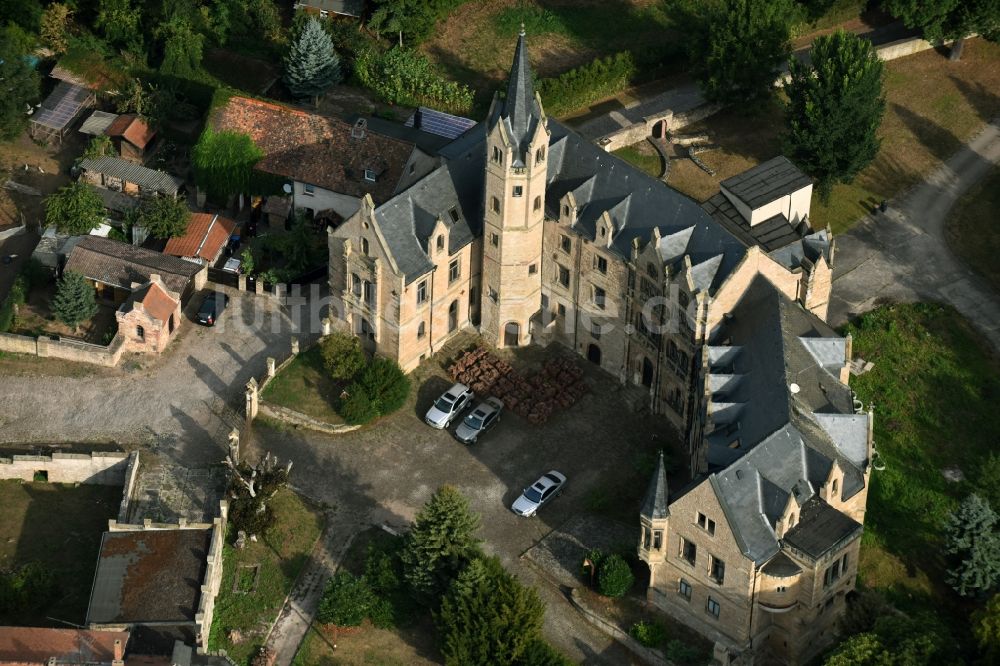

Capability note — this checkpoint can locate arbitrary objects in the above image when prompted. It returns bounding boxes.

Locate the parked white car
[454,397,503,444]
[424,383,474,429]
[511,471,567,517]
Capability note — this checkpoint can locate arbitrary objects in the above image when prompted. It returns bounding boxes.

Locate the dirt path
[830,119,1000,349]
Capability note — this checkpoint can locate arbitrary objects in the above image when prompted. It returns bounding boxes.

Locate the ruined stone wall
[0,450,129,484]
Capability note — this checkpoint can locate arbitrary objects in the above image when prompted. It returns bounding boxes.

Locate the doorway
[642,358,654,387]
[448,300,459,332]
[587,343,602,365]
[504,322,520,347]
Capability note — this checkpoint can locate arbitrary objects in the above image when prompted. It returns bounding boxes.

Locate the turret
[639,451,670,570]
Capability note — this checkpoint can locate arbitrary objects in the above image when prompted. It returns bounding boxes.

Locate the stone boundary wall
[0,331,126,367]
[568,588,672,666]
[598,34,952,152]
[0,450,129,484]
[195,501,228,654]
[116,451,141,523]
[257,402,361,435]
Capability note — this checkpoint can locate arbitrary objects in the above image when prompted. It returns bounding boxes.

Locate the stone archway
[504,322,520,347]
[587,343,602,365]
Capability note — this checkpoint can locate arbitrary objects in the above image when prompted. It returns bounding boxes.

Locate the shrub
[340,384,378,425]
[45,182,104,235]
[515,638,574,666]
[0,562,57,613]
[630,620,667,648]
[537,52,636,117]
[316,571,376,626]
[664,639,708,664]
[597,554,634,597]
[368,596,395,629]
[357,356,410,416]
[353,47,473,115]
[320,332,366,381]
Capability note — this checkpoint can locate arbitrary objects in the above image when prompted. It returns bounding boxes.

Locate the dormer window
[364,169,376,182]
[448,207,459,222]
[647,263,657,279]
[436,235,444,251]
[535,147,545,164]
[492,146,502,164]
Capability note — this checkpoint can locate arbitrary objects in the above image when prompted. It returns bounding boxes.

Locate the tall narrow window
[710,556,726,584]
[594,255,608,274]
[533,196,542,212]
[436,235,444,251]
[417,321,426,339]
[492,146,502,164]
[136,325,145,340]
[416,280,428,306]
[557,265,570,288]
[706,597,721,619]
[560,235,571,253]
[535,146,545,164]
[491,232,499,247]
[361,238,370,255]
[678,579,692,600]
[593,286,606,310]
[491,196,501,213]
[352,274,362,297]
[449,258,460,283]
[682,538,697,565]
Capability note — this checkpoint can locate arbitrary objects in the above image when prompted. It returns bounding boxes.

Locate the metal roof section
[720,156,812,210]
[78,156,183,195]
[79,110,119,136]
[32,81,93,131]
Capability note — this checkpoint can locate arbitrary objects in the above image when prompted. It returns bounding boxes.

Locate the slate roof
[211,96,417,205]
[87,529,211,624]
[488,30,543,165]
[700,276,868,564]
[106,113,155,150]
[0,627,128,664]
[78,156,183,196]
[720,156,812,209]
[783,497,863,559]
[120,278,179,324]
[702,193,806,252]
[163,213,236,261]
[641,451,670,520]
[65,236,202,294]
[760,552,802,578]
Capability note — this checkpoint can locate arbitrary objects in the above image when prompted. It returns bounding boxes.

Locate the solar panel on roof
[405,107,476,140]
[32,82,92,131]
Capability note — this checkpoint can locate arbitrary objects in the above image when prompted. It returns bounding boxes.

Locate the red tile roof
[0,627,128,664]
[105,114,155,150]
[122,278,179,324]
[211,96,416,204]
[162,213,236,261]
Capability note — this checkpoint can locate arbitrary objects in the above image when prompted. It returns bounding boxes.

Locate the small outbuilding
[105,113,156,163]
[116,275,182,354]
[78,156,183,198]
[162,213,236,265]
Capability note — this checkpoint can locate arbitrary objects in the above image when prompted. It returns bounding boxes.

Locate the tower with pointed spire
[480,28,550,348]
[639,450,670,584]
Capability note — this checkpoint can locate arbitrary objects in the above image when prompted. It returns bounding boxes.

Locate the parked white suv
[424,383,474,429]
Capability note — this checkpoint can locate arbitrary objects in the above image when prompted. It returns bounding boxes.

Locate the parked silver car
[424,383,474,429]
[454,397,503,444]
[511,471,567,517]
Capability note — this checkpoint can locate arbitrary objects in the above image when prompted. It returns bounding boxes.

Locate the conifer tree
[944,493,1000,597]
[400,485,481,604]
[283,18,342,104]
[437,556,545,666]
[53,271,98,332]
[784,30,886,200]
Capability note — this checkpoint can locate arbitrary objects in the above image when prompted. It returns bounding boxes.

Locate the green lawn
[261,346,344,424]
[613,143,663,179]
[208,489,325,664]
[293,527,441,666]
[0,480,121,625]
[846,303,1000,645]
[946,165,1000,294]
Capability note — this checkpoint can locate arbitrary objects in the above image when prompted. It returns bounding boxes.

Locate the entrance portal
[587,343,602,365]
[504,322,520,347]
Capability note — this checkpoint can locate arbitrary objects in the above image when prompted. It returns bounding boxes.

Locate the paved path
[830,120,1000,351]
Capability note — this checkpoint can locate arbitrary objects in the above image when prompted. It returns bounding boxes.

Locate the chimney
[149,273,161,285]
[113,638,124,666]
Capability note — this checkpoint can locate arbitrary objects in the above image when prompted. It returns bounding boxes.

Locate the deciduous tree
[45,182,104,236]
[944,493,1000,597]
[39,3,72,54]
[0,40,41,142]
[283,18,342,104]
[437,556,545,666]
[97,0,142,49]
[675,0,794,108]
[401,485,481,604]
[136,195,190,239]
[158,16,205,78]
[320,331,366,381]
[882,0,1000,61]
[784,30,886,200]
[191,128,263,202]
[52,271,98,332]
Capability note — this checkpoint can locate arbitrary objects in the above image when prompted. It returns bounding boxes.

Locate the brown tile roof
[87,529,212,624]
[0,627,128,664]
[211,96,416,204]
[105,114,155,150]
[162,213,236,261]
[65,236,202,294]
[121,278,179,324]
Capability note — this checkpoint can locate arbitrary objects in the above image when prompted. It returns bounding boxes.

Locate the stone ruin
[449,348,588,425]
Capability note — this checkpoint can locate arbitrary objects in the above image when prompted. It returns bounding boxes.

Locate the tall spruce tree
[882,0,1000,61]
[400,485,481,604]
[677,0,794,109]
[784,30,886,200]
[944,494,1000,597]
[437,556,545,666]
[283,18,342,104]
[53,271,98,332]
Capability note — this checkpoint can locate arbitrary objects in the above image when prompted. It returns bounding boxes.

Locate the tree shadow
[948,75,1000,127]
[891,101,963,163]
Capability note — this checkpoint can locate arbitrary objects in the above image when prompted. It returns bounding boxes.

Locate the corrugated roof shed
[106,114,156,150]
[65,236,202,294]
[80,110,119,136]
[78,156,183,195]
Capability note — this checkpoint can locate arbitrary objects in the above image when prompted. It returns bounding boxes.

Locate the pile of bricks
[449,348,587,424]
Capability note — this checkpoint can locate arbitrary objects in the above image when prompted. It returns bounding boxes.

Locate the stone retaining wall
[568,589,671,666]
[0,331,126,367]
[0,450,129,484]
[258,402,361,435]
[116,452,141,523]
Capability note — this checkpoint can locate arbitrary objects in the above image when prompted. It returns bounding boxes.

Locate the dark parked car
[196,292,229,326]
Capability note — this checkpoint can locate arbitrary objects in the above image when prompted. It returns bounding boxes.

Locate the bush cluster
[353,47,474,115]
[537,51,636,117]
[629,620,667,647]
[0,562,57,614]
[0,259,49,333]
[318,333,410,425]
[582,548,635,598]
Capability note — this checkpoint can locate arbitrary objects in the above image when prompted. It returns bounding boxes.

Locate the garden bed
[261,346,345,424]
[12,282,118,345]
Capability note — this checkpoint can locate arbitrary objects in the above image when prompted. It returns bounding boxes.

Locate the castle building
[327,33,869,663]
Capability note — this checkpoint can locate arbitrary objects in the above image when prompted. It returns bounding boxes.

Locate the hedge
[537,51,636,117]
[353,47,474,115]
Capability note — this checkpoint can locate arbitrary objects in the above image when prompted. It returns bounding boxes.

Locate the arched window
[417,321,426,339]
[361,238,370,255]
[533,196,542,212]
[136,325,145,340]
[647,263,657,279]
[436,235,444,251]
[535,146,545,164]
[832,478,839,494]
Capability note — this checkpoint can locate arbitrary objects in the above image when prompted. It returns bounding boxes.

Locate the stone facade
[115,275,182,354]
